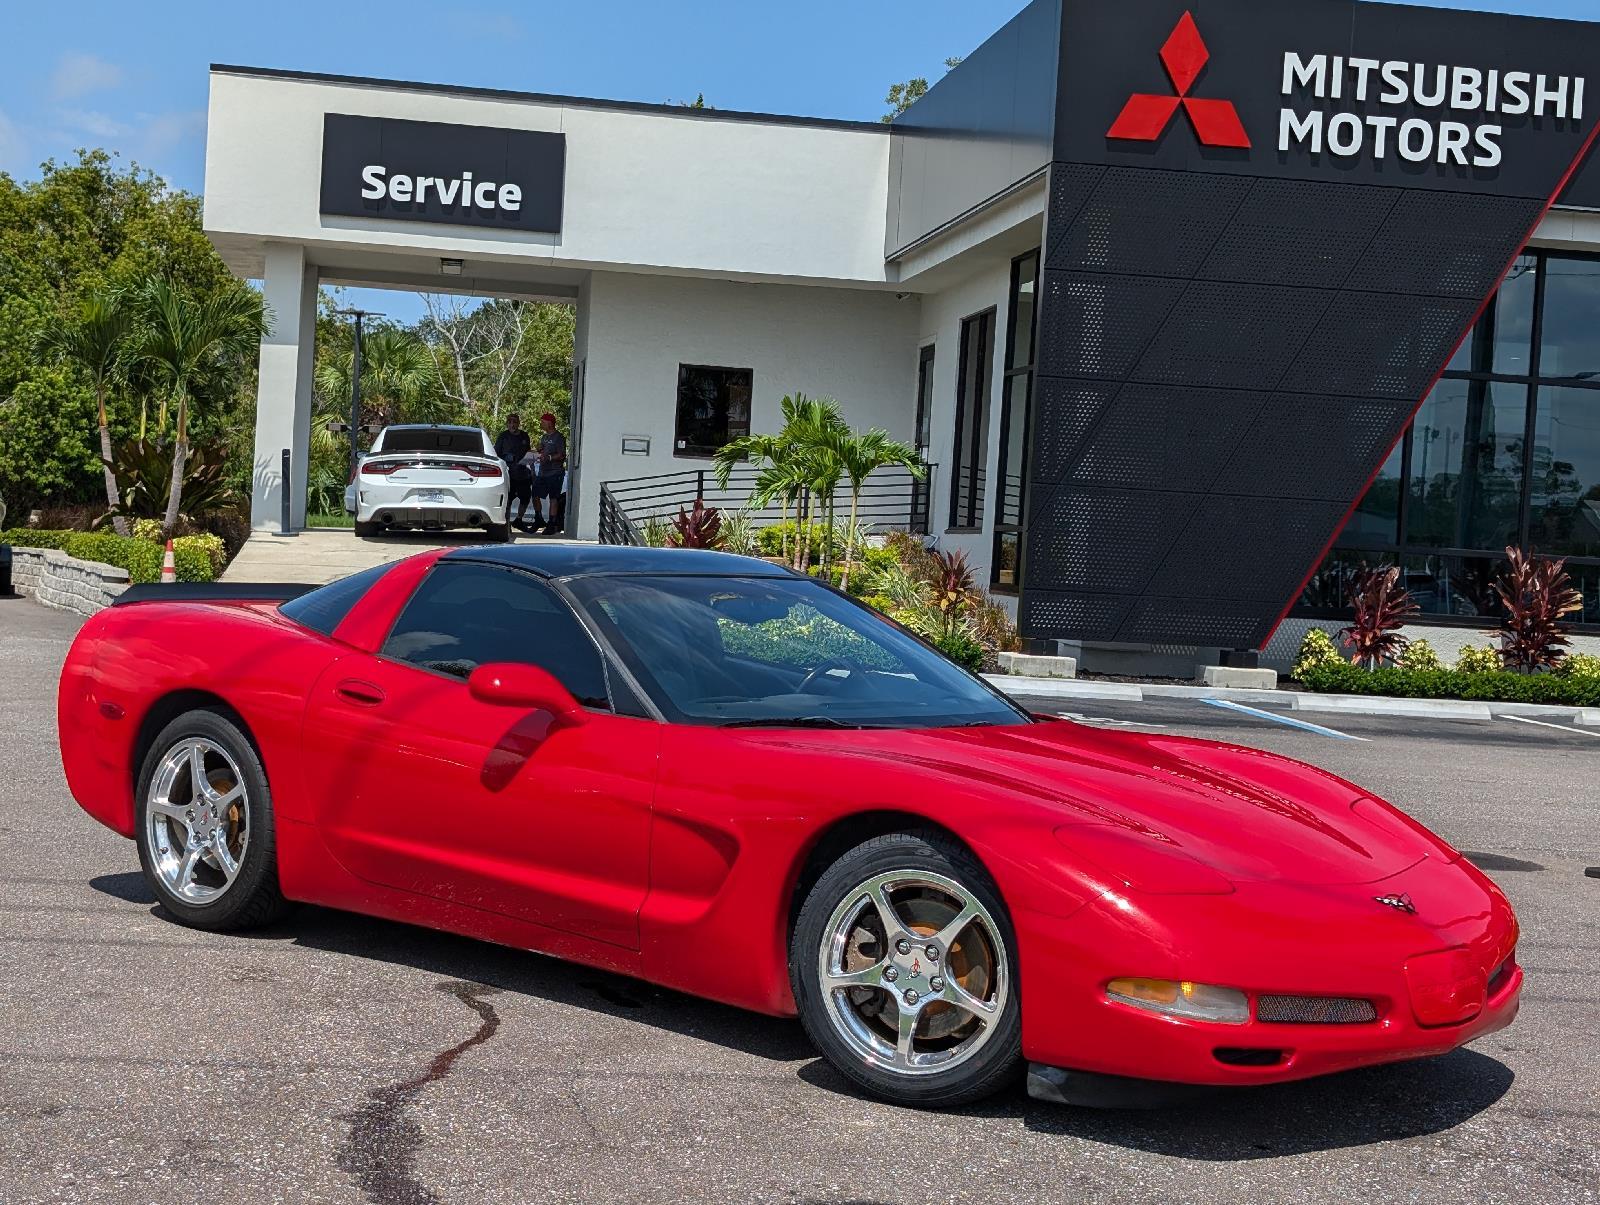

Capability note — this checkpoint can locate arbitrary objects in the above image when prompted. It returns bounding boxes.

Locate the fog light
[1107,977,1249,1024]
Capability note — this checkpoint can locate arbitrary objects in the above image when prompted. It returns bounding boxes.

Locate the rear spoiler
[112,582,318,607]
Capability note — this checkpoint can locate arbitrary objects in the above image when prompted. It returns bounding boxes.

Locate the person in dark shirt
[494,413,531,467]
[531,412,567,535]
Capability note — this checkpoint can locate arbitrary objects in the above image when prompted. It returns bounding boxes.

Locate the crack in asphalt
[336,980,504,1205]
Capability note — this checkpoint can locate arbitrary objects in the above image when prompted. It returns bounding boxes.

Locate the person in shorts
[531,412,567,534]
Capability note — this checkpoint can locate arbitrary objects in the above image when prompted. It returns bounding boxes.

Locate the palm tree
[36,287,136,535]
[775,394,848,571]
[314,327,434,430]
[136,278,268,535]
[827,428,924,590]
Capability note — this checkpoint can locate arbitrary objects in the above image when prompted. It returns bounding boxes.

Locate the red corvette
[57,544,1520,1108]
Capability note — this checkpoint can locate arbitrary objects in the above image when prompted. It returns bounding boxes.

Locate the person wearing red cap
[530,411,567,534]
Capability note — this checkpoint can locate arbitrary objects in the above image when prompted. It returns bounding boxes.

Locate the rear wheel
[134,709,290,931]
[353,519,381,538]
[489,519,515,543]
[791,830,1022,1108]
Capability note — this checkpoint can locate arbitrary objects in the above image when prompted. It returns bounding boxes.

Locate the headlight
[1106,977,1250,1024]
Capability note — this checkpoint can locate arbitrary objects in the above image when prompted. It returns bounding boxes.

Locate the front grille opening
[1257,994,1379,1025]
[1214,1047,1285,1067]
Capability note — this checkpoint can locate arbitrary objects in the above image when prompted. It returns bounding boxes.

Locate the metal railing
[598,463,934,547]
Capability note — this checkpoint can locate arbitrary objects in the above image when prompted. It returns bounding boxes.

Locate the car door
[304,559,659,950]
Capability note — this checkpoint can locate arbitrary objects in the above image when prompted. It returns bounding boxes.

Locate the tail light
[362,460,405,476]
[465,464,503,479]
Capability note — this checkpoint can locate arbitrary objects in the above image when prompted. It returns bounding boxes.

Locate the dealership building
[205,0,1600,669]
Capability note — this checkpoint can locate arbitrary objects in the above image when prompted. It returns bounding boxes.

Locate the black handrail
[598,463,935,546]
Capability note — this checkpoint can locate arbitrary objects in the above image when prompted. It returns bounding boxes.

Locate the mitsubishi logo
[1107,11,1251,149]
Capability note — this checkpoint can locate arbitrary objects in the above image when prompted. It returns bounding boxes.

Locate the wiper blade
[719,716,869,730]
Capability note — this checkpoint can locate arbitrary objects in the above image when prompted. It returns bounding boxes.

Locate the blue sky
[2,0,1594,320]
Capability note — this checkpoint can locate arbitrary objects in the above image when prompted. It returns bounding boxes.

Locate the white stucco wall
[573,271,922,540]
[205,70,894,287]
[913,260,1018,587]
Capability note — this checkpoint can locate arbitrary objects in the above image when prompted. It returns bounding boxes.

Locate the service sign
[319,114,565,232]
[1060,0,1600,199]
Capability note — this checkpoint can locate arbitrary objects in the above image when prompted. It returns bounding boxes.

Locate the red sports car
[57,545,1520,1108]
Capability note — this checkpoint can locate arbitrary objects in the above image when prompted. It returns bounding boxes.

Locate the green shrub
[1396,638,1443,673]
[1455,644,1501,674]
[859,594,898,616]
[132,518,164,543]
[930,626,985,672]
[1292,628,1344,679]
[0,527,217,584]
[1559,652,1600,681]
[1299,661,1600,707]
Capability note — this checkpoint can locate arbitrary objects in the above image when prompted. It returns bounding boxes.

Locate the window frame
[673,363,755,460]
[1299,246,1600,631]
[991,249,1041,593]
[948,307,997,533]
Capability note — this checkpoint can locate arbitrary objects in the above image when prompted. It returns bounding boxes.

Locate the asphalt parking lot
[2,593,1597,1204]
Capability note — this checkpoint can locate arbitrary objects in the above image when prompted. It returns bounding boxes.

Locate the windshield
[377,428,490,457]
[566,574,1029,730]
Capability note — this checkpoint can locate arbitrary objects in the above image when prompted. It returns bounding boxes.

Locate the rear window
[377,428,489,456]
[278,563,393,636]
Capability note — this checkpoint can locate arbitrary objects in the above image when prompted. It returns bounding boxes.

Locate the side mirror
[467,662,585,720]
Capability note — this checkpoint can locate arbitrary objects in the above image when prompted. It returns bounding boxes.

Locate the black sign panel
[319,113,565,232]
[1020,0,1600,652]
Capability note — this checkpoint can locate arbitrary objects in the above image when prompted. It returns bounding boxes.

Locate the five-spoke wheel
[134,709,289,930]
[792,830,1022,1107]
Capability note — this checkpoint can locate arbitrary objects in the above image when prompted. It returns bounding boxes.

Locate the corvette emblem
[1374,893,1417,914]
[910,958,922,976]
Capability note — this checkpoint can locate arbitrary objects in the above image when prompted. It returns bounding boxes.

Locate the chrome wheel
[144,738,249,905]
[817,869,1010,1077]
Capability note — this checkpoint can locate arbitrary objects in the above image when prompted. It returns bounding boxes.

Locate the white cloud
[0,109,29,177]
[51,52,125,101]
[138,109,205,156]
[58,109,130,139]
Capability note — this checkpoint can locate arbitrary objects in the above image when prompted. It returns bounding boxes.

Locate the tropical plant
[1492,545,1584,673]
[639,513,672,548]
[102,439,235,524]
[1456,645,1501,674]
[1293,628,1344,679]
[717,508,761,558]
[314,326,434,431]
[1339,564,1418,668]
[668,498,723,549]
[35,286,136,535]
[1558,652,1600,681]
[1395,638,1444,673]
[825,427,923,591]
[929,548,979,628]
[134,277,268,534]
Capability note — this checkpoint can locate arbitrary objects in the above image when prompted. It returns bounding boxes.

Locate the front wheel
[134,709,290,931]
[790,830,1022,1108]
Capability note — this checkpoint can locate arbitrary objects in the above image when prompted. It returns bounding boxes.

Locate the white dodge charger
[346,424,512,540]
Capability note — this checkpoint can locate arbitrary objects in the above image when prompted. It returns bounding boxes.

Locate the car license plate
[417,490,447,503]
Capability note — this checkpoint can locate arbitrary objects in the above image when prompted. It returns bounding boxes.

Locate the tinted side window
[279,563,393,636]
[381,563,610,708]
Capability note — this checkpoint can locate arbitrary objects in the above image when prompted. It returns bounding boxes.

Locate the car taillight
[466,464,503,479]
[362,461,404,476]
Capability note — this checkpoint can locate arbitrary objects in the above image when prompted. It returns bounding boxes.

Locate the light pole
[333,308,383,478]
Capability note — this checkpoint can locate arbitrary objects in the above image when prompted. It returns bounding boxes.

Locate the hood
[847,720,1435,887]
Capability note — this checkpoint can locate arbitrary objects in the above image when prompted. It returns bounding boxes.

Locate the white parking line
[1497,713,1600,739]
[1200,698,1370,741]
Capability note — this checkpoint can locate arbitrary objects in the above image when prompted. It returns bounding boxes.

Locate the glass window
[1539,255,1600,381]
[949,310,995,530]
[674,365,753,458]
[279,563,393,636]
[1529,386,1600,558]
[914,344,935,458]
[1342,441,1404,545]
[382,563,610,707]
[568,573,1027,729]
[1008,254,1038,372]
[1447,255,1537,375]
[1405,379,1527,551]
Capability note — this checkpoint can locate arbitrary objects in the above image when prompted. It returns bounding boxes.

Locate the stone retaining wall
[9,547,129,617]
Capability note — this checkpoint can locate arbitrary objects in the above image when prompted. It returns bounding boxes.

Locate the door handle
[335,679,386,706]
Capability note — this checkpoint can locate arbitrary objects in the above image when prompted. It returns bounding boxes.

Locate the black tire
[790,829,1023,1109]
[489,520,515,543]
[134,709,291,931]
[353,519,381,538]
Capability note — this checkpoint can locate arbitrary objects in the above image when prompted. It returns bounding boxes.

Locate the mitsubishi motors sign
[1072,0,1600,197]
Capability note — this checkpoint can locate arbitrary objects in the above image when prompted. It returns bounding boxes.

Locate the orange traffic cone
[160,539,177,584]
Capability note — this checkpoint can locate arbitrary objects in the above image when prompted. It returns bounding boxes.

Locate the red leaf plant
[1493,545,1584,673]
[1339,564,1419,669]
[668,498,724,550]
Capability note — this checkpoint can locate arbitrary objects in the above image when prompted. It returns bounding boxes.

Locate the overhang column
[251,244,318,531]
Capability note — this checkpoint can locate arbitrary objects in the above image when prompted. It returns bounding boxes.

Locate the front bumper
[1016,854,1520,1089]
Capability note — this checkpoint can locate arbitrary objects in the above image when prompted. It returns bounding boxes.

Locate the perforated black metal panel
[1020,162,1556,650]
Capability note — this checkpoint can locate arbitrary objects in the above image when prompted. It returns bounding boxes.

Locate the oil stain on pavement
[337,979,504,1205]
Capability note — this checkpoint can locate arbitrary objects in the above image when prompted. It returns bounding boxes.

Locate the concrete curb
[984,673,1598,725]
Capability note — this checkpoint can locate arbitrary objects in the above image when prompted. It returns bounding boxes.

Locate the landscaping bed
[1,528,223,584]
